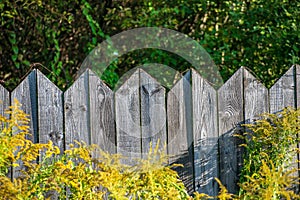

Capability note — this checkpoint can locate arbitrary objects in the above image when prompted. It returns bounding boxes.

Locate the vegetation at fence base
[1,0,299,90]
[237,107,300,199]
[0,100,299,199]
[0,99,231,199]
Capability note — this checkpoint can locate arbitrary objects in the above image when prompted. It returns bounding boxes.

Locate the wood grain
[192,69,218,196]
[115,69,141,163]
[0,82,10,178]
[11,70,37,178]
[37,70,64,152]
[140,69,166,158]
[269,66,298,191]
[296,65,300,109]
[244,68,269,122]
[218,68,243,194]
[89,70,116,154]
[0,84,9,125]
[64,70,90,148]
[269,66,295,113]
[167,71,194,193]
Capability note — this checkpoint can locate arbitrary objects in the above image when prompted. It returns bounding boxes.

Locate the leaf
[11,54,17,62]
[12,45,18,54]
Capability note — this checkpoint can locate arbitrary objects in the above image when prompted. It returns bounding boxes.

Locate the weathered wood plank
[218,68,243,194]
[0,84,10,178]
[37,71,62,200]
[244,68,269,122]
[296,65,300,190]
[296,65,300,109]
[11,70,37,141]
[192,69,218,196]
[89,70,116,154]
[64,71,90,148]
[115,69,141,163]
[269,66,295,113]
[11,70,37,178]
[140,69,166,158]
[167,71,194,193]
[0,84,9,125]
[269,66,298,191]
[37,70,64,152]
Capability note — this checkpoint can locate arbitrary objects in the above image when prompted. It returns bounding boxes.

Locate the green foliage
[105,0,300,88]
[1,0,299,90]
[239,157,299,199]
[237,107,300,199]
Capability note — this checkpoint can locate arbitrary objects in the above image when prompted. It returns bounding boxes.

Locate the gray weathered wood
[115,69,141,163]
[295,65,300,109]
[89,70,116,154]
[244,68,269,122]
[64,70,90,148]
[296,65,300,188]
[140,69,166,158]
[11,70,37,178]
[0,84,10,178]
[167,71,194,193]
[192,69,218,196]
[37,70,64,152]
[11,70,37,141]
[218,68,243,194]
[269,66,298,191]
[0,84,9,126]
[270,66,296,113]
[2,65,300,195]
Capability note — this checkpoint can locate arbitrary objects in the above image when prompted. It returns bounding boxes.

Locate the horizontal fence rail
[0,65,299,196]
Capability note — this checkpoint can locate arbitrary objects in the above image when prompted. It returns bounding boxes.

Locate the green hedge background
[0,0,299,90]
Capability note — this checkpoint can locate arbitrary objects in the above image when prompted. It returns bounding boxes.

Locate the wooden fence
[0,65,299,196]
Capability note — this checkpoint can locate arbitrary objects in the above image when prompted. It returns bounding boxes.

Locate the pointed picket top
[167,70,194,193]
[269,66,296,113]
[192,68,218,196]
[243,67,269,122]
[167,70,191,159]
[139,69,166,158]
[115,68,141,163]
[11,69,37,141]
[218,67,243,194]
[36,70,64,152]
[11,70,37,179]
[218,67,244,133]
[64,70,90,148]
[88,69,116,154]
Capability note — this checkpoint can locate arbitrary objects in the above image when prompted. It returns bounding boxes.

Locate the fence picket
[296,65,300,108]
[270,66,296,112]
[11,70,37,178]
[37,70,64,152]
[64,70,90,148]
[218,68,244,194]
[244,68,269,121]
[167,71,194,193]
[269,66,298,191]
[0,84,9,125]
[192,69,218,196]
[89,70,116,154]
[0,84,10,178]
[115,69,141,163]
[140,69,166,158]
